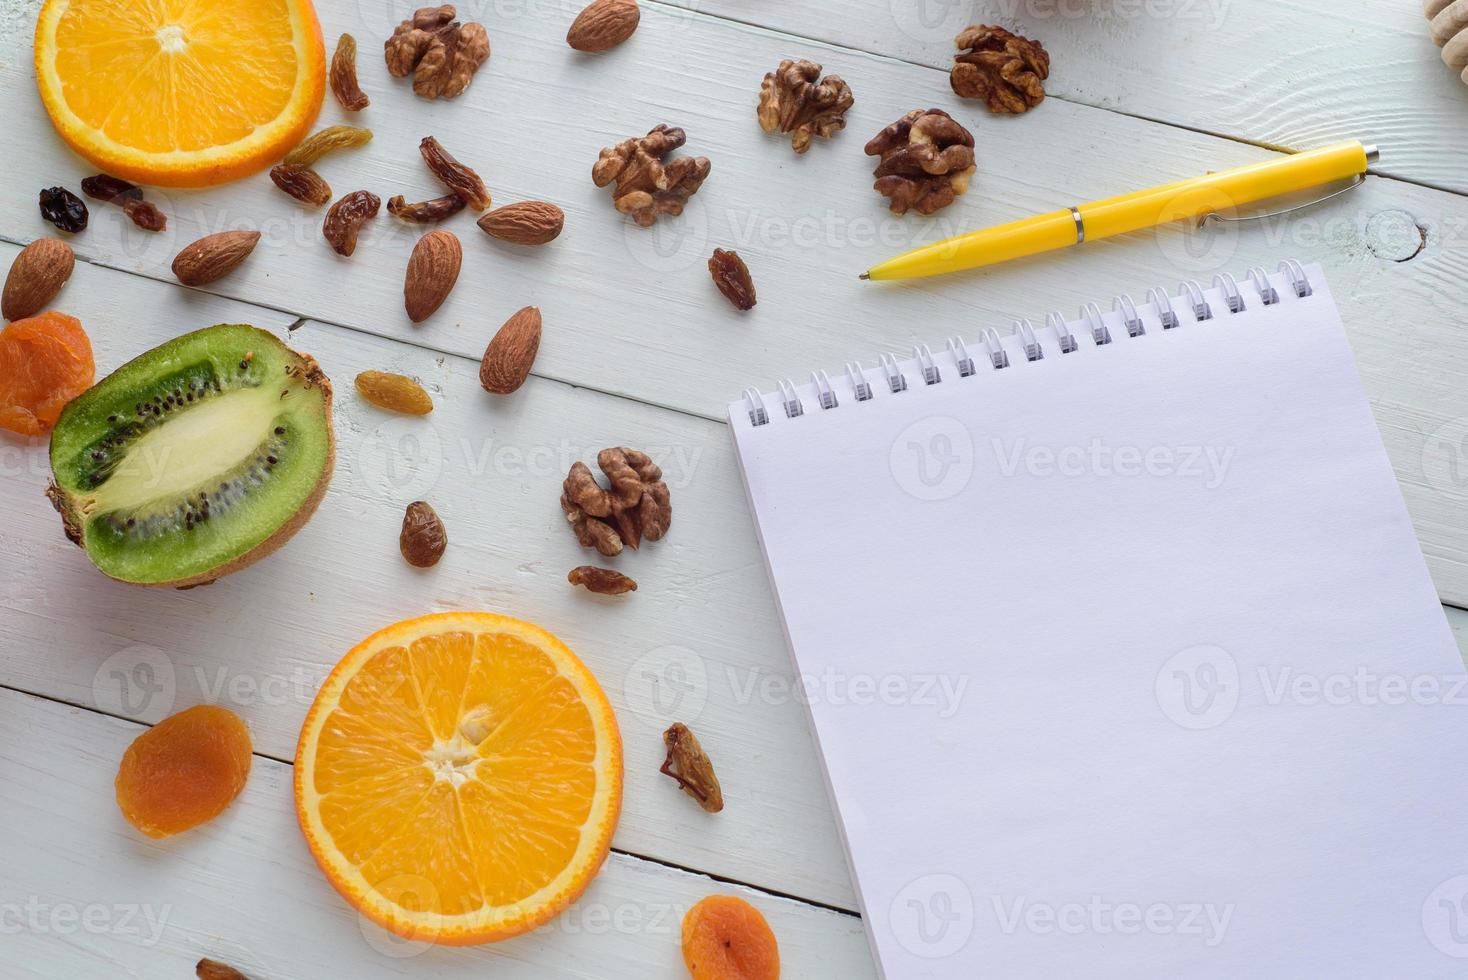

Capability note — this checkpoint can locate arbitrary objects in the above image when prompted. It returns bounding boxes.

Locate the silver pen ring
[1070,206,1085,244]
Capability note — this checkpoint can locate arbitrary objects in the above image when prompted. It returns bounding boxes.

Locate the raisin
[121,199,167,232]
[284,125,373,167]
[568,565,638,595]
[81,174,143,204]
[708,248,756,311]
[270,164,333,206]
[330,33,370,112]
[354,370,433,414]
[322,190,381,257]
[420,136,491,211]
[387,193,466,223]
[38,187,88,233]
[400,501,447,567]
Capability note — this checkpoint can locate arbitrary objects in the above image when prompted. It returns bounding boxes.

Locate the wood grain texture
[2,2,1466,601]
[650,0,1468,193]
[0,687,876,979]
[0,243,858,909]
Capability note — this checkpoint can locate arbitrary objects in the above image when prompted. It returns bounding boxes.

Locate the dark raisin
[270,164,332,207]
[81,174,143,204]
[399,501,447,567]
[419,137,490,210]
[38,187,88,233]
[387,194,466,223]
[121,199,167,232]
[708,248,757,311]
[322,190,381,257]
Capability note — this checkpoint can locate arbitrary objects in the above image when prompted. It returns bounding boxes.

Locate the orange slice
[294,613,623,945]
[35,0,326,187]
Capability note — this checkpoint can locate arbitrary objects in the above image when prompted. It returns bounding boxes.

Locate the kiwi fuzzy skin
[45,349,335,590]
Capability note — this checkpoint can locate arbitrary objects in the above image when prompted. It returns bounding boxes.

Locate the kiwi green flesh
[49,324,330,585]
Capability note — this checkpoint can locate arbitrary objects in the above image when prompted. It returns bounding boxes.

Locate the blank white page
[729,266,1468,978]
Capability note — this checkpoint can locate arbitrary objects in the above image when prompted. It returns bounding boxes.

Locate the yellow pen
[860,141,1378,281]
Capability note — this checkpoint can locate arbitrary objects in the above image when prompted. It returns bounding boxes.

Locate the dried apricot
[0,311,95,436]
[682,895,780,980]
[115,704,252,839]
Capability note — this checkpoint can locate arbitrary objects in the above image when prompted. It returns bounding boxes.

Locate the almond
[479,306,542,394]
[3,238,75,320]
[566,0,640,52]
[404,230,462,323]
[171,231,261,287]
[477,202,565,246]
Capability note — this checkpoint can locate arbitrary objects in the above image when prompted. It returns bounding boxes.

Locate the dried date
[38,187,88,233]
[708,249,756,311]
[322,190,381,256]
[568,566,638,595]
[400,500,447,567]
[270,164,333,206]
[284,125,373,167]
[330,33,370,112]
[387,193,466,223]
[420,136,491,211]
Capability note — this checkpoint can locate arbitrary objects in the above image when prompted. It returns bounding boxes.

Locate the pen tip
[858,272,870,281]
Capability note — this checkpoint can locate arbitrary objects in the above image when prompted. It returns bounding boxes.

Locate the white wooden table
[3,1,1467,976]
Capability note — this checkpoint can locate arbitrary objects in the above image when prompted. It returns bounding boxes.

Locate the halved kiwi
[47,324,334,588]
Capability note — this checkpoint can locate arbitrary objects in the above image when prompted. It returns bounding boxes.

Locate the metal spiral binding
[1013,320,1044,361]
[1047,312,1079,353]
[979,328,1010,369]
[913,345,941,385]
[1147,288,1179,329]
[1082,303,1112,345]
[741,262,1316,427]
[879,353,908,393]
[946,337,977,377]
[1180,280,1212,321]
[1114,295,1144,337]
[811,370,838,410]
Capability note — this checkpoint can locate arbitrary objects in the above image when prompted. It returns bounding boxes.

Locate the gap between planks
[0,680,863,920]
[635,0,1468,202]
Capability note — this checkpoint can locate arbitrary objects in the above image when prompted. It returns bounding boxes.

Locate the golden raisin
[400,500,447,567]
[681,896,780,980]
[330,34,370,112]
[284,125,373,167]
[354,370,433,414]
[270,164,333,206]
[323,190,381,256]
[115,705,252,839]
[420,136,491,210]
[662,722,723,812]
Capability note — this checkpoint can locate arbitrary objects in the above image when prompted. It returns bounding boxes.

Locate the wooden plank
[0,687,876,979]
[649,0,1468,194]
[2,3,1466,603]
[0,242,859,909]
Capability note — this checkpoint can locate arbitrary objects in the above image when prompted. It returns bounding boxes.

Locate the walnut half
[592,125,711,227]
[757,59,854,154]
[560,448,672,556]
[384,5,490,100]
[950,24,1049,114]
[864,109,976,216]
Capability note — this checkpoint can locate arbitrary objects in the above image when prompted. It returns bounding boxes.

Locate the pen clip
[1197,173,1366,228]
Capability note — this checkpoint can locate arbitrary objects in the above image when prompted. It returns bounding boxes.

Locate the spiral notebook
[728,263,1468,978]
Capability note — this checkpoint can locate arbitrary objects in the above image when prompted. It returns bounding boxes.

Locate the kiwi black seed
[46,324,335,588]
